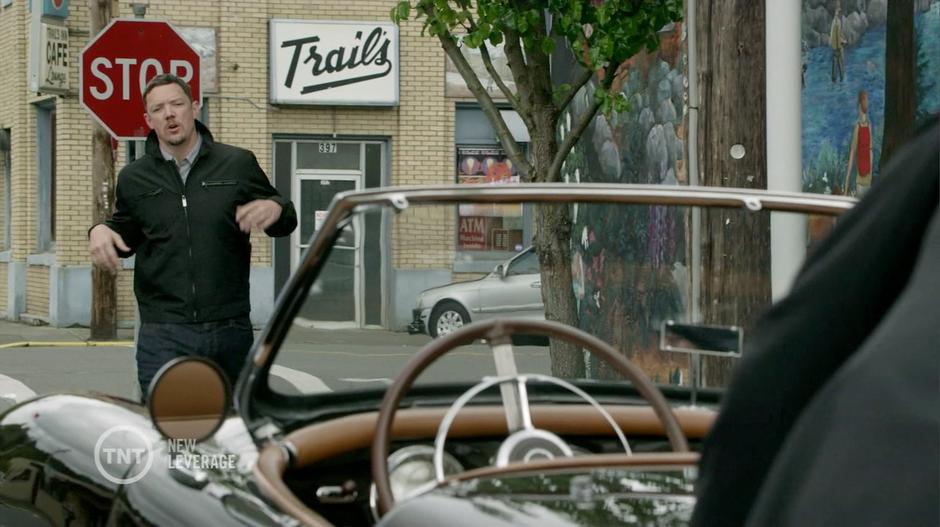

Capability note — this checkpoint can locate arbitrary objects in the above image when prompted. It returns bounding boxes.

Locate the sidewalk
[0,318,134,348]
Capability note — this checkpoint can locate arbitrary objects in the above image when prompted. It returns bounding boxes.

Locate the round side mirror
[147,357,230,442]
[494,264,505,278]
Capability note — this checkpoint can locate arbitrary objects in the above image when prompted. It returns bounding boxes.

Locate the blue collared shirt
[160,133,202,185]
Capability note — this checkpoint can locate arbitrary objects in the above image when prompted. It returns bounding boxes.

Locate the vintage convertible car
[0,184,853,526]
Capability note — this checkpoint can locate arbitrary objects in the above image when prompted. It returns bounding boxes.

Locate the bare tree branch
[477,42,536,131]
[547,63,617,182]
[437,33,533,177]
[527,9,555,110]
[460,14,534,130]
[501,26,533,109]
[557,67,594,115]
[548,95,600,182]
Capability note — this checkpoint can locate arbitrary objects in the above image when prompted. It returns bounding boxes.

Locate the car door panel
[477,249,543,320]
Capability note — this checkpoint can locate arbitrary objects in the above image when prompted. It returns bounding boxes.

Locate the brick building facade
[0,0,515,330]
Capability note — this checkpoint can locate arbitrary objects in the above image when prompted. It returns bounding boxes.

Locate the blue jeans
[136,315,254,398]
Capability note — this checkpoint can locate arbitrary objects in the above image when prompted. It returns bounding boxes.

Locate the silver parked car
[409,247,544,337]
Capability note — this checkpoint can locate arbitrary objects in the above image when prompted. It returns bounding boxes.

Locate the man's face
[143,83,199,148]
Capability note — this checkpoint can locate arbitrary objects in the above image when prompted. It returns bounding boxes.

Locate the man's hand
[235,199,283,233]
[89,224,130,274]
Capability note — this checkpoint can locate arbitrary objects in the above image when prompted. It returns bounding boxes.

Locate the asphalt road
[273,326,551,394]
[0,346,139,404]
[0,326,552,407]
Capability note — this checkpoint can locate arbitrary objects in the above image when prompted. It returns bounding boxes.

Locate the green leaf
[612,93,631,113]
[464,32,481,48]
[398,0,685,178]
[478,22,491,40]
[396,2,411,22]
[540,37,555,56]
[553,83,573,104]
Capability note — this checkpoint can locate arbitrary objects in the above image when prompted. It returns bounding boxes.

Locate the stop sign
[80,20,201,140]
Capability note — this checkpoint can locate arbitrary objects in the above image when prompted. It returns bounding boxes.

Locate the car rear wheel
[429,301,470,338]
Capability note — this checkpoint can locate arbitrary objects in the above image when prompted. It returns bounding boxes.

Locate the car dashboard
[282,431,701,526]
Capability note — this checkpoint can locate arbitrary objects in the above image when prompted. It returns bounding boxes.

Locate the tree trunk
[881,0,915,170]
[527,103,583,378]
[695,0,770,387]
[89,0,117,340]
[535,203,584,378]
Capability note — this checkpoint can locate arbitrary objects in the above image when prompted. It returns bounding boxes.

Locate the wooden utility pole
[695,0,771,387]
[881,0,915,169]
[89,0,117,340]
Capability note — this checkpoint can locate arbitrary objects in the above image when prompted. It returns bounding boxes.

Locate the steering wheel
[370,319,689,517]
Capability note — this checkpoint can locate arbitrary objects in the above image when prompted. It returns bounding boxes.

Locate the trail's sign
[80,20,200,140]
[269,20,399,106]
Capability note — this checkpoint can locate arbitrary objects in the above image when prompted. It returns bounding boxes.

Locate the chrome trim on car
[476,303,543,314]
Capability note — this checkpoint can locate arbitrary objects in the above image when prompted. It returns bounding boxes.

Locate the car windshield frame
[237,183,856,429]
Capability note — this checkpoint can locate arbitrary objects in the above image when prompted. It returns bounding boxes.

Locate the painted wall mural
[552,2,938,382]
[553,22,689,382]
[801,0,940,196]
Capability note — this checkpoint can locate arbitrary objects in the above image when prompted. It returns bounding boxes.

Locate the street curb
[0,341,134,349]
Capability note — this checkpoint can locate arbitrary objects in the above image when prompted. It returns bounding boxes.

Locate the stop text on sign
[80,19,201,139]
[87,58,195,101]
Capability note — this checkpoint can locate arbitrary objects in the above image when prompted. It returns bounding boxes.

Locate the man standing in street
[88,73,297,397]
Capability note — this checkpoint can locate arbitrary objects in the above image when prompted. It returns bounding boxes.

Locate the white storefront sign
[269,20,399,106]
[28,0,71,94]
[39,23,69,92]
[39,22,69,93]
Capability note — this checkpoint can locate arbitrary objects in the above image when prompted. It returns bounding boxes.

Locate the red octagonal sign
[80,20,201,140]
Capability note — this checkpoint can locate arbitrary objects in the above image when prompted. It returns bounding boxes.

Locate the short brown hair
[142,73,193,108]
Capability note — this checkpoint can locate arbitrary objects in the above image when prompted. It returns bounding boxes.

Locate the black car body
[0,184,855,526]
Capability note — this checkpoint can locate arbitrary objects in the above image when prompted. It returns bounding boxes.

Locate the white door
[293,173,361,327]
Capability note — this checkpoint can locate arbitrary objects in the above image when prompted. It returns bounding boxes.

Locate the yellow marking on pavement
[0,341,134,349]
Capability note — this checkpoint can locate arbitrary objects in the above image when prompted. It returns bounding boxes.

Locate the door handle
[530,282,541,288]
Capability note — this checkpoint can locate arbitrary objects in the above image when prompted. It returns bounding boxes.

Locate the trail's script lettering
[281,27,392,94]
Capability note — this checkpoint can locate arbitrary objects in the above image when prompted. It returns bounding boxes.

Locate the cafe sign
[269,20,399,106]
[39,22,69,93]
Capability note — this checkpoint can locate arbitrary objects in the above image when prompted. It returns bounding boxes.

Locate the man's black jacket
[104,121,297,323]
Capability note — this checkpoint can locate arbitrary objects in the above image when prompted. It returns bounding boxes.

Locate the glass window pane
[271,197,845,398]
[299,179,357,242]
[365,143,382,188]
[507,249,538,275]
[456,146,524,254]
[297,142,360,170]
[304,248,356,322]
